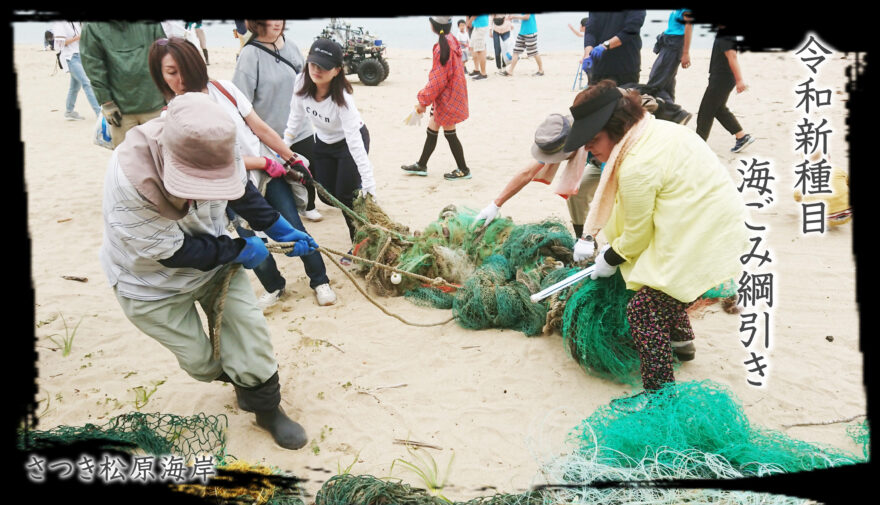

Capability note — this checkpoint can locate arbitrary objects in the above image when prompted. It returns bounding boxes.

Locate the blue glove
[235,236,269,269]
[582,57,593,72]
[589,44,606,61]
[265,216,318,257]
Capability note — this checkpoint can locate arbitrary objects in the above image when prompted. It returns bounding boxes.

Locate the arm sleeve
[158,234,245,270]
[283,76,306,144]
[231,48,258,104]
[227,180,281,230]
[340,94,375,192]
[416,54,448,107]
[583,15,598,48]
[615,10,647,46]
[79,24,113,105]
[609,163,659,263]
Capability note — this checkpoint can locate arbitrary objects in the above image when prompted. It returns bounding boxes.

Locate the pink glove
[263,157,285,178]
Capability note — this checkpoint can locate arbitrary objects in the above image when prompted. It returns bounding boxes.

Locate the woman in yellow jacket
[565,80,749,391]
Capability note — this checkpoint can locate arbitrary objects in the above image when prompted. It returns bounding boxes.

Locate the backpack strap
[210,80,237,108]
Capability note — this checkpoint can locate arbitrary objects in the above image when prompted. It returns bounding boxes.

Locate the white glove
[475,201,501,227]
[572,236,596,262]
[590,245,619,279]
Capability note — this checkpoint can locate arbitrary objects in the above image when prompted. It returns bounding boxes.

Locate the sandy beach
[19,42,863,501]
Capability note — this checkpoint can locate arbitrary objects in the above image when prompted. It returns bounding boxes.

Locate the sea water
[14,12,719,53]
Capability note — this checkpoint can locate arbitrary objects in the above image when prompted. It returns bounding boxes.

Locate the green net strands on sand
[18,411,228,463]
[315,473,551,505]
[561,271,641,385]
[569,380,865,477]
[846,419,870,460]
[452,255,549,336]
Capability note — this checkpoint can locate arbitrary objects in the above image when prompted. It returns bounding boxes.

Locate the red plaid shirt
[417,34,469,127]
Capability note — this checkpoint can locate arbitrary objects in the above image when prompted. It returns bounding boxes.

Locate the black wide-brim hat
[562,86,623,152]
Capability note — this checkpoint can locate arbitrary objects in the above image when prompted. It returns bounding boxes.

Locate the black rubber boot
[572,223,584,239]
[234,372,308,450]
[255,406,307,450]
[203,48,210,65]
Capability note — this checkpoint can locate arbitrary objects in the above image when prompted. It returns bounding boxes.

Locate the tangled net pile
[348,197,735,383]
[18,412,305,505]
[533,380,867,505]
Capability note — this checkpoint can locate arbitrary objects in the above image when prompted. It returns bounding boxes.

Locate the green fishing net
[569,380,864,477]
[561,271,640,384]
[846,419,870,460]
[452,255,548,336]
[18,411,228,462]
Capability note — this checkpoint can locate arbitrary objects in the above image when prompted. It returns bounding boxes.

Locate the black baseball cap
[307,38,344,70]
[562,86,623,152]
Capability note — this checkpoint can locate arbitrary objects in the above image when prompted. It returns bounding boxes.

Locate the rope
[319,248,455,328]
[267,243,460,290]
[311,181,412,242]
[208,184,461,357]
[209,263,241,361]
[365,234,393,286]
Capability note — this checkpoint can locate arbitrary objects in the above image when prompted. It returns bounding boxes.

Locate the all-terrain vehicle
[316,18,389,86]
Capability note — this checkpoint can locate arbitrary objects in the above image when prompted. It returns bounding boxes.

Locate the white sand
[20,44,863,500]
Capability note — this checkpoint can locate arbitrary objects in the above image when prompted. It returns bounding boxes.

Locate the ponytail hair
[429,18,453,66]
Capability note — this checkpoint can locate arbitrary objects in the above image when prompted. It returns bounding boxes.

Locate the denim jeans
[235,178,330,292]
[66,53,100,115]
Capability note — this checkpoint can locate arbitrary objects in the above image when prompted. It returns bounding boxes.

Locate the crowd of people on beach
[43,13,848,449]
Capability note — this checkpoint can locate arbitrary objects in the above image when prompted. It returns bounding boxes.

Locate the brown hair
[246,20,286,39]
[296,64,353,108]
[572,80,645,143]
[148,37,209,101]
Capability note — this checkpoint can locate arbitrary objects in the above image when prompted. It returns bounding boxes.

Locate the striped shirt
[99,148,247,301]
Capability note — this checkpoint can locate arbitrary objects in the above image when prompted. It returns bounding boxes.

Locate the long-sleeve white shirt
[283,74,375,194]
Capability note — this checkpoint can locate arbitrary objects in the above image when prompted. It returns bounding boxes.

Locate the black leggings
[290,136,317,210]
[312,125,370,242]
[696,77,742,140]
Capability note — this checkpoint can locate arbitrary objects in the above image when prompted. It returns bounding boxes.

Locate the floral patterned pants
[627,286,695,391]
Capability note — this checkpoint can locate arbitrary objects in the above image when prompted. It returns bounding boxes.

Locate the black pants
[492,31,510,68]
[290,136,317,211]
[588,72,640,88]
[645,34,683,102]
[312,125,370,241]
[696,76,742,140]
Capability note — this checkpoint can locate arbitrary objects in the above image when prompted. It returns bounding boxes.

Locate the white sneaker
[314,283,336,306]
[257,289,284,311]
[64,111,85,121]
[300,208,323,222]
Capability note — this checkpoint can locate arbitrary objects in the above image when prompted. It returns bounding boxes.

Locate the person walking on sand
[149,37,337,310]
[51,20,101,120]
[184,20,210,65]
[467,15,490,80]
[490,14,512,74]
[100,92,319,450]
[696,28,756,153]
[501,14,544,77]
[644,9,693,103]
[80,21,167,147]
[400,17,472,181]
